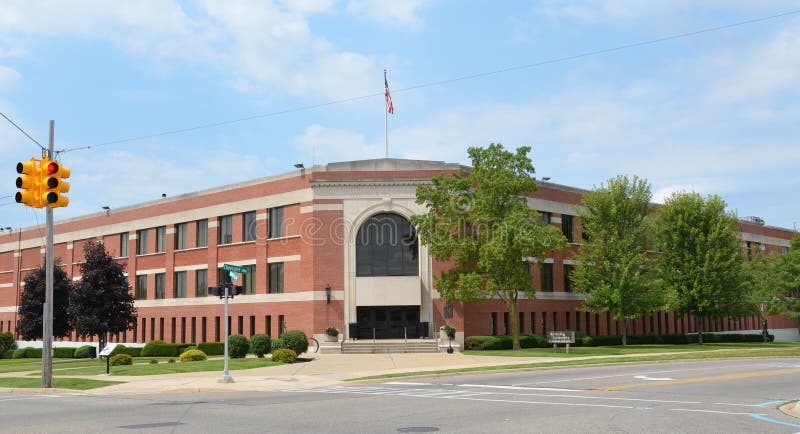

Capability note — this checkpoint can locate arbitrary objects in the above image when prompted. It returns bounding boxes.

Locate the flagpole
[384,68,388,158]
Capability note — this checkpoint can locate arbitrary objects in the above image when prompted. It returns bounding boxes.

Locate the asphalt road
[2,357,800,433]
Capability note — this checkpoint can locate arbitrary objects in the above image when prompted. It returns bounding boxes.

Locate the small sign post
[99,343,119,375]
[547,331,576,354]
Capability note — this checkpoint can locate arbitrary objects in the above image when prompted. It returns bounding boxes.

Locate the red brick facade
[0,159,797,344]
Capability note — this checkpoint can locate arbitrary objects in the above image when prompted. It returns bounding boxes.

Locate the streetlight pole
[42,120,55,388]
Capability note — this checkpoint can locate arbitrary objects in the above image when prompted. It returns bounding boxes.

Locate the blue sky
[2,1,800,231]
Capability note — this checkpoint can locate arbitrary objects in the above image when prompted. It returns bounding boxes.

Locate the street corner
[779,401,800,419]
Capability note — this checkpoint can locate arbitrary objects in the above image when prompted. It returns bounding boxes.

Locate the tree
[654,192,747,344]
[68,241,136,349]
[742,250,781,342]
[16,259,73,340]
[570,175,661,346]
[411,144,568,350]
[771,236,800,320]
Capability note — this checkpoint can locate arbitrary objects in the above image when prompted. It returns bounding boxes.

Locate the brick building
[0,158,797,347]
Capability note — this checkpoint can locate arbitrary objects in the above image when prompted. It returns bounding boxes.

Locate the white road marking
[384,381,434,386]
[714,402,761,407]
[634,375,675,381]
[456,396,639,409]
[668,408,767,416]
[458,384,578,392]
[531,363,779,385]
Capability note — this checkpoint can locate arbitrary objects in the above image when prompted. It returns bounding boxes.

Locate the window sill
[136,252,165,258]
[217,240,256,247]
[174,246,208,253]
[267,235,301,242]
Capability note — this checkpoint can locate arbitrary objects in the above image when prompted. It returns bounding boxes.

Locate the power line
[0,111,46,152]
[58,8,800,154]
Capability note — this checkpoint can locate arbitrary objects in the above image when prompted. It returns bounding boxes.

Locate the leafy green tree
[412,144,568,350]
[654,192,747,344]
[771,236,800,320]
[17,259,73,340]
[68,241,136,349]
[571,175,661,346]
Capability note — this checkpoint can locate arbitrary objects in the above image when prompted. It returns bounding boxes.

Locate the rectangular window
[150,318,155,341]
[269,207,284,238]
[278,315,285,335]
[237,316,244,335]
[539,211,551,224]
[135,275,147,300]
[119,232,129,257]
[195,269,208,297]
[503,312,509,335]
[191,317,196,344]
[243,211,256,242]
[181,317,186,343]
[196,219,208,248]
[159,318,164,341]
[562,215,574,243]
[155,273,166,299]
[215,317,220,342]
[171,317,176,343]
[491,312,497,336]
[175,223,188,250]
[249,316,255,337]
[155,226,166,253]
[174,271,187,298]
[782,246,790,254]
[269,263,284,294]
[136,229,149,255]
[141,318,146,343]
[218,215,233,244]
[265,315,272,337]
[242,265,256,295]
[202,317,207,342]
[540,263,554,292]
[563,264,574,293]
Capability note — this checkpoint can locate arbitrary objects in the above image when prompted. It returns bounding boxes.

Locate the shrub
[179,349,207,362]
[149,359,158,364]
[441,324,456,339]
[168,358,175,363]
[228,334,250,358]
[74,345,96,359]
[270,338,284,353]
[141,340,194,357]
[197,342,224,356]
[324,327,339,337]
[53,347,75,358]
[3,349,12,359]
[110,345,142,358]
[141,340,167,357]
[0,331,14,357]
[519,334,548,349]
[109,354,133,366]
[250,334,271,358]
[581,336,594,346]
[25,347,43,358]
[12,348,27,359]
[278,330,308,355]
[271,348,297,364]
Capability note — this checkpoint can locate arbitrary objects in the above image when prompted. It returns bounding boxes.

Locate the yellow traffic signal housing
[15,158,43,208]
[41,158,70,208]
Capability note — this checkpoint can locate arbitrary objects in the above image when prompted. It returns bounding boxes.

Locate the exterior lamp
[325,284,331,304]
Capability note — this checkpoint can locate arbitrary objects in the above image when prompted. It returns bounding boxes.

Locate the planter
[324,334,338,343]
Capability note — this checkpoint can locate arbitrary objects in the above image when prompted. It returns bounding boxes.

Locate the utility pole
[42,120,54,388]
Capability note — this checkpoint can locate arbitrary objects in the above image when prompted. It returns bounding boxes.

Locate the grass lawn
[46,357,284,376]
[464,342,800,358]
[0,358,111,374]
[0,377,121,390]
[349,343,800,382]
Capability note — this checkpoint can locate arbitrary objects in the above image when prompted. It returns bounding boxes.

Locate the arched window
[356,213,419,276]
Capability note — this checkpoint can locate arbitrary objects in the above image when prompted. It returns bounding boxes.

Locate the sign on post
[99,343,119,375]
[547,331,576,354]
[223,264,248,274]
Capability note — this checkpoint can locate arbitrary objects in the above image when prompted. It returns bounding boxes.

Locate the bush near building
[277,330,308,355]
[179,349,208,362]
[109,354,133,366]
[197,342,224,356]
[249,334,271,358]
[0,332,15,358]
[464,333,775,350]
[271,348,297,364]
[140,340,194,357]
[74,345,96,359]
[228,334,249,358]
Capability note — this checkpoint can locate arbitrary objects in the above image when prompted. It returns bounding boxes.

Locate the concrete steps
[341,339,439,354]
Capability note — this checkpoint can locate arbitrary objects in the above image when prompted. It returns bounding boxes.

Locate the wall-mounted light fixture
[325,283,332,304]
[294,163,304,169]
[101,206,110,216]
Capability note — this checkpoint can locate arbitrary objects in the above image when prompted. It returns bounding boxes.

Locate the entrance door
[356,306,420,339]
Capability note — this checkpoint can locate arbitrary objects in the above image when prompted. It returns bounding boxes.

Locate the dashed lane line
[594,368,800,391]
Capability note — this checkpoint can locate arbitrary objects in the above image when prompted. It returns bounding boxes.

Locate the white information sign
[99,343,118,357]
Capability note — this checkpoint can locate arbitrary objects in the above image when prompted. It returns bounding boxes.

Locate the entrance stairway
[340,339,439,354]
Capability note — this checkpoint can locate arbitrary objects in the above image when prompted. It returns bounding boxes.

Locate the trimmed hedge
[74,345,96,359]
[270,339,284,353]
[271,348,297,364]
[197,342,224,356]
[278,330,308,355]
[12,348,27,359]
[250,334,271,358]
[0,332,14,358]
[3,349,12,359]
[179,349,207,362]
[228,334,249,358]
[25,347,42,358]
[465,332,775,350]
[109,354,133,366]
[140,340,195,357]
[110,345,142,358]
[54,347,75,358]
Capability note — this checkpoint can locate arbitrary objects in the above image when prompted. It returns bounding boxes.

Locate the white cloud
[293,124,380,163]
[0,65,20,91]
[345,0,429,27]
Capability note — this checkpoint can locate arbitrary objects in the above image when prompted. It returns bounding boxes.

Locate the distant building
[1,159,797,347]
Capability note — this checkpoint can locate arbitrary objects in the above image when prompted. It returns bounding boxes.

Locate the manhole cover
[397,427,439,433]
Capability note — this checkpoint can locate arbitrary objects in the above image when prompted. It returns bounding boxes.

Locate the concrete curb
[779,401,800,419]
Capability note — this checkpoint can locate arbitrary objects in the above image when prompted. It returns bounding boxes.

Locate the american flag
[384,75,394,114]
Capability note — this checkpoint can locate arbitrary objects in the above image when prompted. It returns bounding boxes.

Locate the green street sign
[223,263,248,274]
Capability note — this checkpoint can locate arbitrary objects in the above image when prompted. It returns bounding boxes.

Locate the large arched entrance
[353,213,421,339]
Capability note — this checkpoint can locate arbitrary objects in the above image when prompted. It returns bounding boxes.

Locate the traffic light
[15,157,43,208]
[207,284,244,298]
[41,158,70,208]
